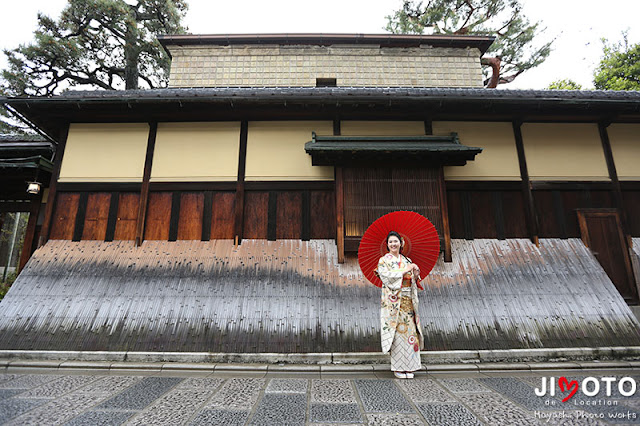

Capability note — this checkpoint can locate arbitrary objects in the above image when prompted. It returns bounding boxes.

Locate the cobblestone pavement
[1,367,640,425]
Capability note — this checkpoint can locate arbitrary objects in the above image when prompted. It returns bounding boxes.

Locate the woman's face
[387,236,401,254]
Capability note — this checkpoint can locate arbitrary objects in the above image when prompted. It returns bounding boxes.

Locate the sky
[0,0,639,90]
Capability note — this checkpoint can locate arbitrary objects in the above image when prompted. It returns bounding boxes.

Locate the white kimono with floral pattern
[376,253,424,354]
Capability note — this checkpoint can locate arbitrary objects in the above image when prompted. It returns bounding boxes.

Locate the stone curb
[1,359,636,373]
[2,347,640,364]
[1,346,640,372]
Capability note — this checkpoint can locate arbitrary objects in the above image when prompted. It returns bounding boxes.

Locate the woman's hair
[386,231,403,253]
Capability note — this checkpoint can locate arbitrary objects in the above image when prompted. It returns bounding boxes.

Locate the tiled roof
[0,133,48,142]
[3,87,639,141]
[157,33,496,54]
[46,86,640,102]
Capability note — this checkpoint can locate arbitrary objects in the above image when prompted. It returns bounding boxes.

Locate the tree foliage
[593,34,640,91]
[2,0,188,96]
[547,79,582,90]
[0,88,29,134]
[385,0,553,85]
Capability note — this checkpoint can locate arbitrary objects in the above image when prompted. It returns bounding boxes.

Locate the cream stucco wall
[522,123,609,181]
[245,121,333,181]
[433,122,520,180]
[608,123,640,181]
[59,123,149,182]
[151,122,240,182]
[340,121,425,136]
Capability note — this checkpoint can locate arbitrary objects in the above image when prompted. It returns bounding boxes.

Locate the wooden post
[135,122,158,247]
[424,119,433,136]
[38,124,70,247]
[598,122,631,247]
[333,117,341,137]
[438,167,452,262]
[234,121,249,244]
[335,167,345,263]
[18,192,43,272]
[333,118,345,263]
[512,121,539,246]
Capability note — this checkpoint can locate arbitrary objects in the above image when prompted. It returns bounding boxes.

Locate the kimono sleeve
[375,257,404,290]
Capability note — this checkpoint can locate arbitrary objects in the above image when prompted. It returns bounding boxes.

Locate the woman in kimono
[375,231,424,379]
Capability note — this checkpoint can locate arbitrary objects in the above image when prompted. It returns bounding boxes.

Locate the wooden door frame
[577,208,638,303]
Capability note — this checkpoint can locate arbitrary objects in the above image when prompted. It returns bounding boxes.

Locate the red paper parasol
[358,211,440,288]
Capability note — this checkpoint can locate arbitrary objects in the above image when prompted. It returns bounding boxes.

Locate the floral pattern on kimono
[376,253,424,355]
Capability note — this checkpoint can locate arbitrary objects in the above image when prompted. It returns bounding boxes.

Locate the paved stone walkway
[1,367,640,425]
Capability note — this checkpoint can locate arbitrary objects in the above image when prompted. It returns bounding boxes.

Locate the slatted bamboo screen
[343,167,444,244]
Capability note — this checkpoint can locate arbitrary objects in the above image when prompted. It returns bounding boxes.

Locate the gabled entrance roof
[305,132,482,166]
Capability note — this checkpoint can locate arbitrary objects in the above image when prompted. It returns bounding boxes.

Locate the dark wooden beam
[333,119,345,263]
[39,123,70,247]
[492,191,505,241]
[168,191,181,242]
[445,181,521,191]
[512,121,539,245]
[424,119,433,135]
[598,122,631,246]
[552,190,567,239]
[438,167,452,262]
[461,191,474,240]
[531,181,612,191]
[18,192,43,272]
[301,190,311,241]
[72,192,89,242]
[202,191,213,241]
[135,122,158,247]
[149,182,236,191]
[267,191,278,241]
[57,182,142,192]
[244,181,333,191]
[105,192,120,242]
[234,121,249,244]
[335,167,345,264]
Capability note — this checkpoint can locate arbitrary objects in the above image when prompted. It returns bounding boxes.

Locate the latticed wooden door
[342,167,444,247]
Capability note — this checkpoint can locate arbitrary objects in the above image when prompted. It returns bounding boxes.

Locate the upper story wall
[57,121,640,183]
[167,44,483,88]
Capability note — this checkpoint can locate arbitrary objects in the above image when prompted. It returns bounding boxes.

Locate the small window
[316,78,337,87]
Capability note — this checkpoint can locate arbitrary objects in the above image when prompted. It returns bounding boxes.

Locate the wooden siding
[177,192,204,240]
[276,191,302,239]
[310,191,336,239]
[81,193,111,240]
[2,239,639,352]
[446,183,631,240]
[48,183,637,241]
[144,192,172,240]
[243,191,269,239]
[114,193,140,240]
[625,191,640,237]
[49,193,80,240]
[211,192,235,239]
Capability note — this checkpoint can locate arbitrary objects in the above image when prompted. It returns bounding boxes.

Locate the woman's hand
[405,263,420,274]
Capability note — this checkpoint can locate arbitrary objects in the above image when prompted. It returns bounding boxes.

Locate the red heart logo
[559,377,579,402]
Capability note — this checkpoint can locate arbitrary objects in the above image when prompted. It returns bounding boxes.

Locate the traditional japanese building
[0,135,53,276]
[0,34,639,357]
